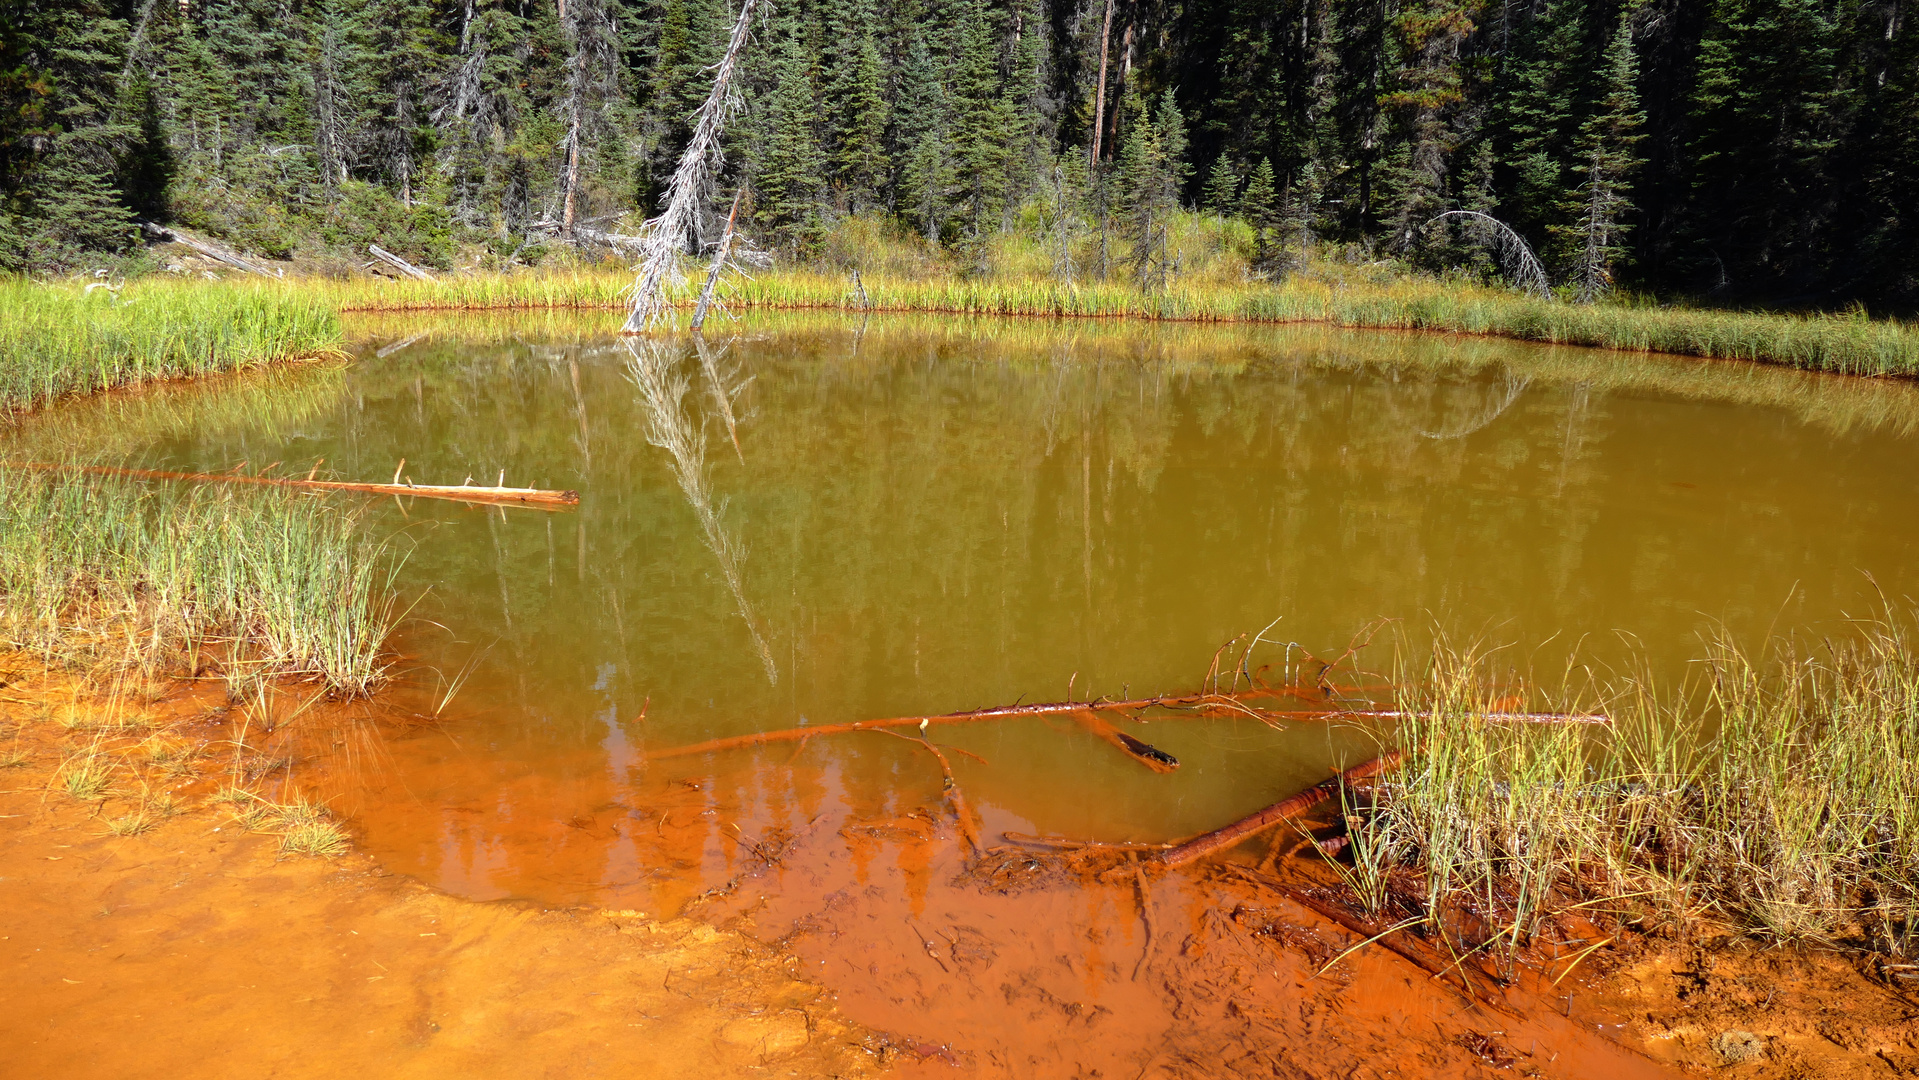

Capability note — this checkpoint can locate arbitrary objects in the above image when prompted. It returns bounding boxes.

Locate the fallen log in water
[642,698,1599,763]
[1156,752,1404,869]
[1071,710,1180,772]
[7,461,580,509]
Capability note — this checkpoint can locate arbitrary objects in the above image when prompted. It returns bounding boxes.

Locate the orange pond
[13,311,1919,1075]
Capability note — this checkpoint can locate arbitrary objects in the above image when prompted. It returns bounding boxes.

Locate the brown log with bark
[1155,752,1403,868]
[9,461,579,509]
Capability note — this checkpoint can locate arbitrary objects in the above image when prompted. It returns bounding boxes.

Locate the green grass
[0,469,405,693]
[304,259,1919,380]
[1341,613,1919,965]
[0,278,342,416]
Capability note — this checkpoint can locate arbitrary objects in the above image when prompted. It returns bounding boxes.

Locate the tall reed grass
[1351,618,1919,963]
[0,278,341,415]
[308,264,1919,379]
[0,469,404,692]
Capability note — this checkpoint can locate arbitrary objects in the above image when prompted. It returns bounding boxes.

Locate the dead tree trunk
[1089,0,1114,165]
[690,186,745,332]
[623,0,761,332]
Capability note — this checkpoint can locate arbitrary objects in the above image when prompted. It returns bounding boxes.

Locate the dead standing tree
[1423,210,1552,299]
[623,0,762,332]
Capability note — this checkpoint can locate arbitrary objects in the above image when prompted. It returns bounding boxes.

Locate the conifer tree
[949,1,1012,237]
[1116,89,1187,289]
[1557,15,1644,302]
[1681,0,1841,292]
[1240,156,1278,265]
[893,28,954,240]
[753,25,827,248]
[821,0,890,213]
[1203,155,1240,216]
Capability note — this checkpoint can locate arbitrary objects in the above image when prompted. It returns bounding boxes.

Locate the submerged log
[642,698,1599,763]
[1071,710,1179,772]
[1155,752,1403,869]
[9,461,579,509]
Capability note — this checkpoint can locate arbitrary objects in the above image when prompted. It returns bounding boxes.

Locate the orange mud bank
[4,682,1917,1080]
[0,797,880,1079]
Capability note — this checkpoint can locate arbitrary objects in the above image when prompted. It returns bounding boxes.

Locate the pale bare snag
[624,0,762,333]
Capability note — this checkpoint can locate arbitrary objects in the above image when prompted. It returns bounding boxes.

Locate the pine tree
[821,0,890,213]
[1240,156,1278,264]
[1203,155,1240,216]
[949,0,1012,237]
[753,24,827,248]
[893,28,954,240]
[1556,16,1644,302]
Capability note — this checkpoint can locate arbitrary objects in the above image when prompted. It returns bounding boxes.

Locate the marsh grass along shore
[0,279,341,416]
[1347,619,1919,974]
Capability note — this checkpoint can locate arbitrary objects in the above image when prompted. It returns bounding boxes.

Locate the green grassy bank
[0,469,402,693]
[0,279,341,416]
[311,266,1919,379]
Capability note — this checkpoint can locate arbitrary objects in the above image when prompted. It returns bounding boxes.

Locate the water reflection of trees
[34,316,1919,749]
[625,338,777,686]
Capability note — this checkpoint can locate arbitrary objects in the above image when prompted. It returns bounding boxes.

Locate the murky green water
[14,313,1919,904]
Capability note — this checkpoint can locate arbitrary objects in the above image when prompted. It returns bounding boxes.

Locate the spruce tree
[753,25,827,249]
[1240,156,1278,265]
[1203,155,1240,217]
[893,28,954,240]
[1115,89,1187,289]
[821,0,890,213]
[1556,16,1644,302]
[949,1,1012,237]
[1681,0,1841,293]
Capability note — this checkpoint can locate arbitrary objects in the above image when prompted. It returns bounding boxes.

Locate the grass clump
[0,279,342,416]
[0,470,405,693]
[59,753,113,800]
[1342,613,1919,965]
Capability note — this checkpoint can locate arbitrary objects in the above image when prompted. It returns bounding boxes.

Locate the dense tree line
[2,0,1915,306]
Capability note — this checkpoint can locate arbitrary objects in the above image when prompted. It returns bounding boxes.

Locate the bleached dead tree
[1424,210,1552,299]
[623,0,762,332]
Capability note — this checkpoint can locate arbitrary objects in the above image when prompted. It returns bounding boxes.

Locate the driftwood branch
[368,244,434,281]
[142,223,281,277]
[8,461,579,509]
[1156,752,1403,868]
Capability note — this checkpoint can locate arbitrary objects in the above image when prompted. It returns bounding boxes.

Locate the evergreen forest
[4,0,1917,308]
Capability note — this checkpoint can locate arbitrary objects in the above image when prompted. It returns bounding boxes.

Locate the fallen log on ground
[143,222,281,277]
[8,461,580,509]
[1156,752,1403,869]
[368,243,434,281]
